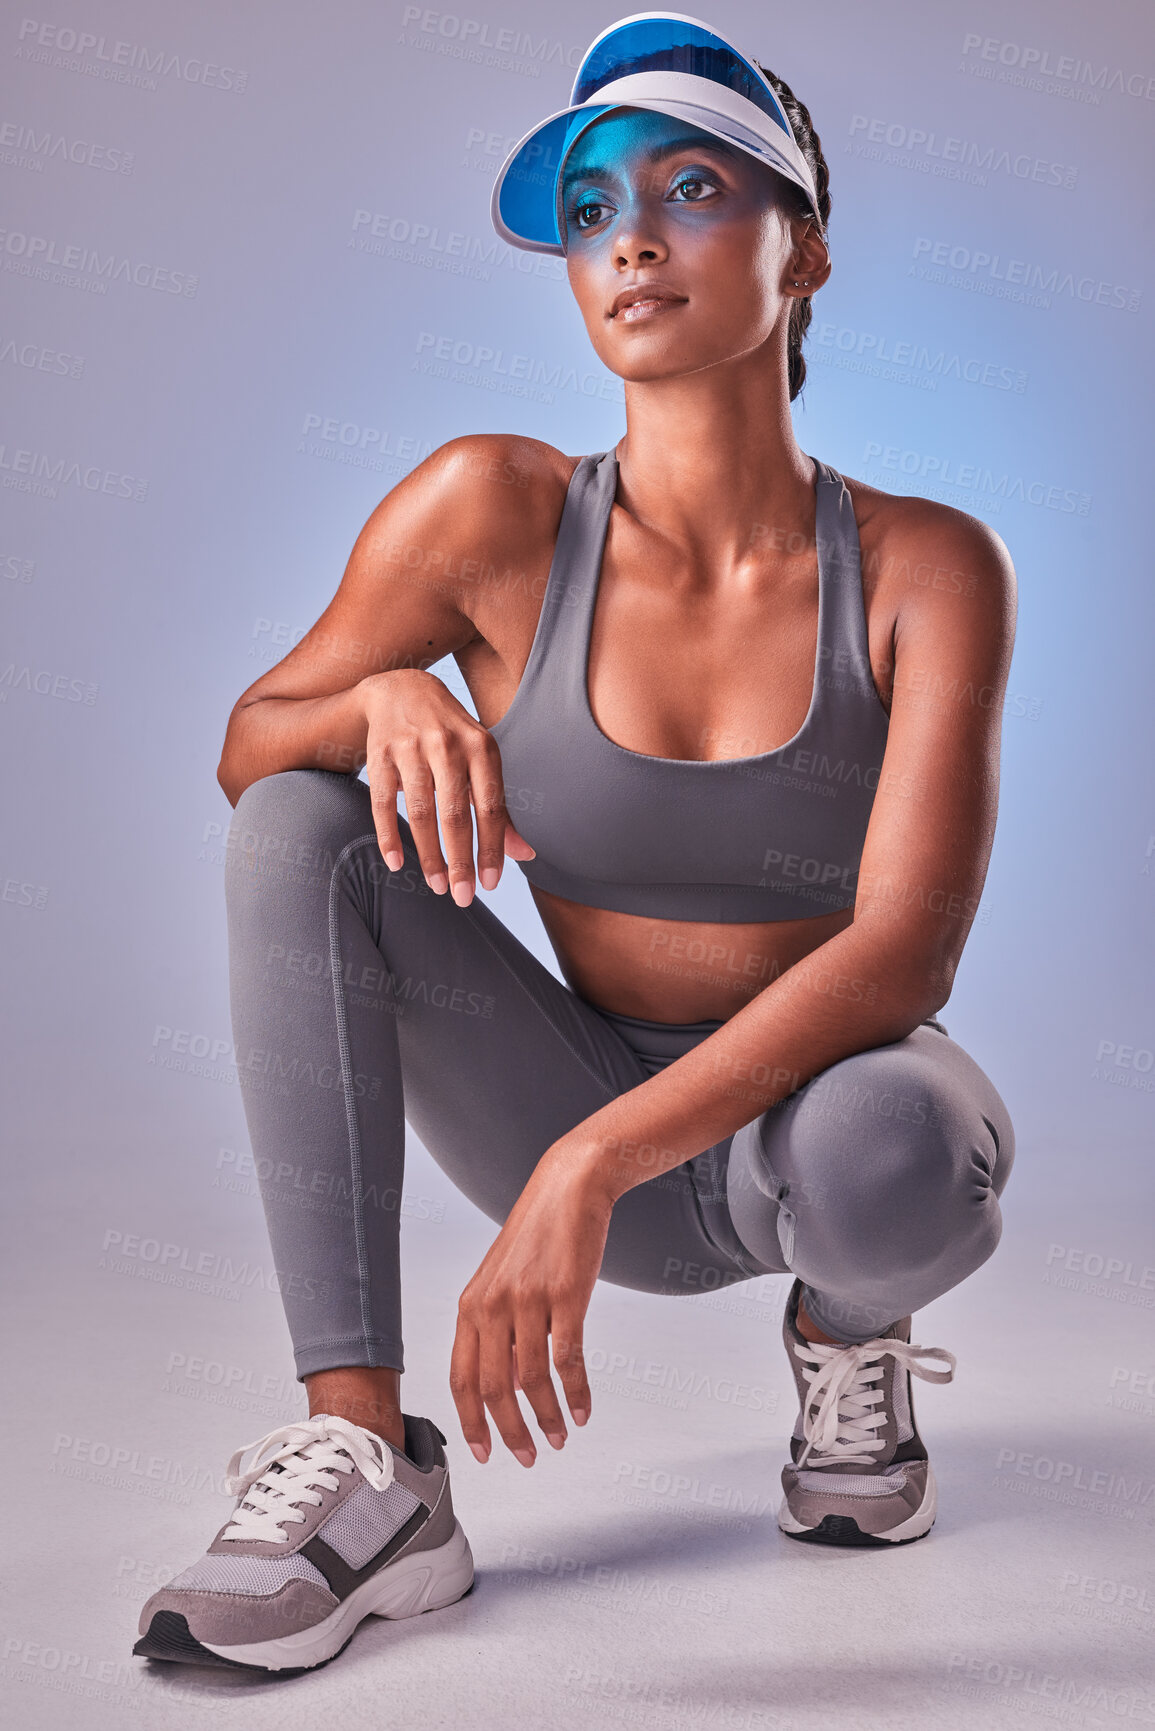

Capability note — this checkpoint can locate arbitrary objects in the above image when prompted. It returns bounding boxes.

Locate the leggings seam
[329,831,621,1355]
[462,909,622,1098]
[296,1330,405,1353]
[343,832,624,1101]
[688,1145,767,1278]
[447,885,628,1103]
[329,833,380,1362]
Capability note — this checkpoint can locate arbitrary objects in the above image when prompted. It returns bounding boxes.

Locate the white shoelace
[220,1414,395,1544]
[793,1337,957,1469]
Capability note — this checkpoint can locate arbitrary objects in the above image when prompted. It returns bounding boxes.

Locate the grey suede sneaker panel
[785,1462,931,1538]
[138,1578,339,1644]
[388,1469,457,1562]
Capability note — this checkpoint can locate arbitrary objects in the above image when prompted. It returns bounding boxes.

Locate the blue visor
[491,12,820,256]
[573,17,792,138]
[495,106,617,253]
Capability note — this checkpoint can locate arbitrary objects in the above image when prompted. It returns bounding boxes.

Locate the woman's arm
[216,433,559,891]
[450,498,1018,1464]
[216,433,546,804]
[553,499,1019,1200]
[450,494,1018,1464]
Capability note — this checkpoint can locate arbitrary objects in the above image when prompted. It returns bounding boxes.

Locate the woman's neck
[612,349,816,574]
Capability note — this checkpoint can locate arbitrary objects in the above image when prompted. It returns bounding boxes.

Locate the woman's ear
[784,223,831,297]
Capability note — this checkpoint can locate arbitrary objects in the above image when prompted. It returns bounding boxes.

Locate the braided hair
[755,63,832,402]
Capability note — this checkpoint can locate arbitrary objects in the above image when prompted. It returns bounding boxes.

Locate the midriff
[527,886,856,1022]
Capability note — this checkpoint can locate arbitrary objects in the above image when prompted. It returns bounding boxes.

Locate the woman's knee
[764,1042,1002,1257]
[226,769,373,876]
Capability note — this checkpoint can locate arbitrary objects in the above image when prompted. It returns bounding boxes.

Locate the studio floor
[3,1090,1152,1731]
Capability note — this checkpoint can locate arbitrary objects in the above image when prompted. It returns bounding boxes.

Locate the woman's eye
[567,171,717,230]
[572,196,610,230]
[671,174,717,202]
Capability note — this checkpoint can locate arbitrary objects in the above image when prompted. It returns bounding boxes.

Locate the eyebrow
[561,133,742,194]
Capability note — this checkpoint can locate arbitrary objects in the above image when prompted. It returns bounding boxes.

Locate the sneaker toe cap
[782,1461,928,1537]
[138,1577,339,1645]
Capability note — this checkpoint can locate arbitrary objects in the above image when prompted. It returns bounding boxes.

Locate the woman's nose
[611,205,669,269]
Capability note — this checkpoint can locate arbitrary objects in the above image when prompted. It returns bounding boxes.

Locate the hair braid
[755,64,832,402]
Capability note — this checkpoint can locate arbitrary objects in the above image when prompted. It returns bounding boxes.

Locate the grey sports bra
[487,449,890,923]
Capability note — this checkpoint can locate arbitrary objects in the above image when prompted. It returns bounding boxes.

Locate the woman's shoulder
[839,467,1016,607]
[411,433,583,563]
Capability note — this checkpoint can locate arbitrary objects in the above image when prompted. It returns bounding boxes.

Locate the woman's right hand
[356,669,535,906]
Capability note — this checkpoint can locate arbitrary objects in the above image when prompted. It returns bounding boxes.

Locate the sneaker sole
[777,1464,938,1547]
[137,1519,475,1674]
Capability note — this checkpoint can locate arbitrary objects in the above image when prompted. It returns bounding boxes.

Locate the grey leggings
[223,769,1015,1377]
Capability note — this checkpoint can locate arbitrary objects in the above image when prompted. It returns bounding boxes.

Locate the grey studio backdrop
[2,2,1154,1728]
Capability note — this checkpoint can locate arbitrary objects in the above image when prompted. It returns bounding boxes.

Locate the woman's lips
[616,297,685,323]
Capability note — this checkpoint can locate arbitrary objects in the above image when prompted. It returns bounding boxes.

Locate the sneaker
[777,1278,957,1547]
[133,1411,474,1673]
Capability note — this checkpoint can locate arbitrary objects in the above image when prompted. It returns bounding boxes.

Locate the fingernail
[479,867,499,891]
[428,873,448,895]
[545,1431,566,1451]
[571,1408,589,1427]
[384,850,403,872]
[513,1447,536,1468]
[450,879,473,907]
[469,1442,490,1464]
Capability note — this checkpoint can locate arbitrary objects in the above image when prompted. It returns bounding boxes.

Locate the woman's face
[560,107,818,384]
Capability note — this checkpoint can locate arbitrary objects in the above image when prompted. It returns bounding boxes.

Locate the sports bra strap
[512,451,615,711]
[500,448,875,725]
[812,457,875,702]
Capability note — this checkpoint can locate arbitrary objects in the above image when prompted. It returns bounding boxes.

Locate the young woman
[135,15,1017,1675]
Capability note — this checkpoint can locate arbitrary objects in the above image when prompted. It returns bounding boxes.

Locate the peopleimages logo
[14,19,248,92]
[0,226,198,296]
[349,208,565,283]
[0,337,85,379]
[911,238,1140,313]
[414,330,624,404]
[960,34,1155,102]
[397,7,582,74]
[0,441,148,501]
[864,443,1091,515]
[848,116,1077,189]
[0,118,135,175]
[814,321,1027,394]
[297,411,432,475]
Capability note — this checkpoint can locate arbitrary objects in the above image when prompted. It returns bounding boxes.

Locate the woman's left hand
[449,1142,613,1465]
